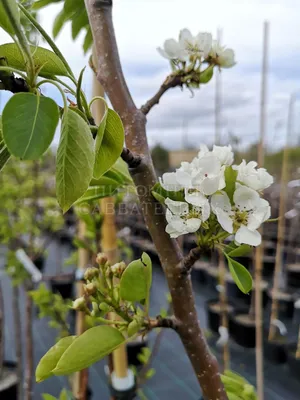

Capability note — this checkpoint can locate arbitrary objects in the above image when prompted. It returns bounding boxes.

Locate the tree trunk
[84,2,227,399]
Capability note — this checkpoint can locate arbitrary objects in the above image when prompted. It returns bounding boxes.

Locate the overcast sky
[1,0,300,151]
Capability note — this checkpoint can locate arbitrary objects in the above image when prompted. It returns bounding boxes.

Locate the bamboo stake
[254,20,269,400]
[296,326,300,359]
[92,55,129,388]
[215,28,222,146]
[73,219,89,400]
[218,250,230,371]
[268,108,291,340]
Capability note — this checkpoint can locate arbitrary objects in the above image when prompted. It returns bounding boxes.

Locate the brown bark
[84,1,227,399]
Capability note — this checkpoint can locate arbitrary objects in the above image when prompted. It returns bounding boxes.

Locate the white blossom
[179,29,212,59]
[159,172,182,191]
[176,154,225,195]
[233,160,274,191]
[165,197,210,238]
[157,38,188,61]
[209,40,236,68]
[211,184,271,246]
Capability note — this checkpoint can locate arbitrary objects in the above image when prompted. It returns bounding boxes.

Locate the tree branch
[121,147,142,169]
[140,74,182,115]
[181,246,202,275]
[84,2,228,399]
[149,315,179,331]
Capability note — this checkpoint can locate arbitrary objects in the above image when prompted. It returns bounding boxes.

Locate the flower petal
[215,209,234,233]
[235,225,261,246]
[175,170,193,188]
[185,218,201,233]
[165,198,189,216]
[211,192,231,212]
[233,184,260,211]
[159,172,181,191]
[198,175,221,195]
[185,189,207,206]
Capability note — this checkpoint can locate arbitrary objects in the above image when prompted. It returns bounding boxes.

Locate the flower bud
[72,297,86,311]
[84,282,97,296]
[95,253,108,266]
[99,302,110,312]
[84,267,99,281]
[111,261,127,277]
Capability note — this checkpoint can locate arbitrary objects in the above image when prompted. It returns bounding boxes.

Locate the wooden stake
[73,219,89,400]
[92,55,129,384]
[218,250,230,371]
[215,28,222,146]
[12,286,23,400]
[296,325,300,359]
[254,20,269,400]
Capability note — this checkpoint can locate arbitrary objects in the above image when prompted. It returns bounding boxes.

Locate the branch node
[181,247,202,275]
[121,147,142,169]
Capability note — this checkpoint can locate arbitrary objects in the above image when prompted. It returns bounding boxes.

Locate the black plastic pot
[287,344,300,379]
[191,261,208,284]
[126,338,148,367]
[206,267,219,292]
[109,383,137,400]
[0,361,18,399]
[287,264,300,288]
[264,338,288,364]
[229,310,256,348]
[50,279,74,299]
[34,255,45,272]
[267,290,295,320]
[206,299,234,334]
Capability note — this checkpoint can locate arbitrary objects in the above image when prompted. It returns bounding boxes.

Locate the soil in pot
[50,278,74,300]
[127,337,148,367]
[267,289,294,319]
[229,312,256,348]
[287,264,300,288]
[0,362,18,400]
[287,344,300,379]
[191,261,209,284]
[206,300,234,334]
[264,335,288,364]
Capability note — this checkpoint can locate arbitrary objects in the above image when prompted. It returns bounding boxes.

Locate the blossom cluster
[157,28,235,69]
[160,145,273,247]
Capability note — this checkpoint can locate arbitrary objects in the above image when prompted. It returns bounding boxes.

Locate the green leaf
[36,336,76,382]
[2,93,59,160]
[0,43,69,77]
[76,66,85,112]
[225,254,252,294]
[56,108,95,212]
[71,8,88,40]
[151,182,184,204]
[75,178,120,204]
[224,166,238,204]
[83,28,93,54]
[227,244,251,258]
[0,146,11,171]
[32,0,61,10]
[127,320,141,337]
[142,252,152,312]
[93,108,124,179]
[0,0,20,36]
[52,8,68,38]
[120,253,152,303]
[200,65,214,84]
[109,158,133,185]
[42,395,57,400]
[53,326,125,375]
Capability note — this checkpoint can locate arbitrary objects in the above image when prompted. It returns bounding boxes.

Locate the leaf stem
[18,3,75,80]
[36,79,68,111]
[0,66,27,80]
[2,0,35,84]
